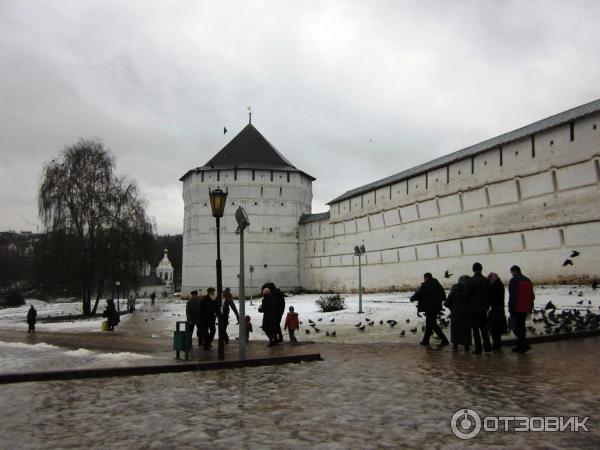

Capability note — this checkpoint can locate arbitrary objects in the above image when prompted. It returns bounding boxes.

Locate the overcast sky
[1,0,599,235]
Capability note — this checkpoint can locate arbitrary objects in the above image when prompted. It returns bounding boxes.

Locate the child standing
[284,306,300,342]
[245,315,253,343]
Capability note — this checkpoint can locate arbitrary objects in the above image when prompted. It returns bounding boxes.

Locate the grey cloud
[1,0,599,234]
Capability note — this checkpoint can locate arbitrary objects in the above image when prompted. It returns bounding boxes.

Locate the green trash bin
[173,321,192,360]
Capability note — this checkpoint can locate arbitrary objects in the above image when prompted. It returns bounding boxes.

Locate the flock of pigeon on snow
[300,249,599,340]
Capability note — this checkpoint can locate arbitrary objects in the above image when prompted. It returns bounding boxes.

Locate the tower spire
[247,106,252,124]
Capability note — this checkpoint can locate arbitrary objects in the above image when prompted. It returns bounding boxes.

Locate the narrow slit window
[570,122,575,141]
[471,157,474,174]
[287,172,290,183]
[201,171,204,182]
[531,135,536,158]
[252,170,255,181]
[234,168,237,180]
[217,170,220,181]
[270,170,274,182]
[499,146,503,166]
[446,165,450,183]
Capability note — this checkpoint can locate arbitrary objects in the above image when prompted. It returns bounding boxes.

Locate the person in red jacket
[284,306,300,343]
[508,265,535,353]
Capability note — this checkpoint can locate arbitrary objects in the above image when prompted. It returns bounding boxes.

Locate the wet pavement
[2,338,600,449]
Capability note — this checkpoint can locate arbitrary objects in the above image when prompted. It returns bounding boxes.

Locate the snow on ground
[110,284,600,344]
[0,340,152,373]
[1,284,598,344]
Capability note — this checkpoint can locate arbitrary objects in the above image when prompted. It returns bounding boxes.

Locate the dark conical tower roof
[180,124,314,181]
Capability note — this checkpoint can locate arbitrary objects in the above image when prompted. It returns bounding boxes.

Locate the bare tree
[39,139,154,315]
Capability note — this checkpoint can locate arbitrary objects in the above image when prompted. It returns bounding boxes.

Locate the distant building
[155,249,174,285]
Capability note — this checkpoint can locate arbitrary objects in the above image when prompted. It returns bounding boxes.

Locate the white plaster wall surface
[301,111,600,290]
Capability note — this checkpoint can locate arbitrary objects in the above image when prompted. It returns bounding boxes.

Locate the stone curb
[0,353,322,384]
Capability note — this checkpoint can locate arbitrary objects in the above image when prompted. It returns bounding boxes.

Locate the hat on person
[190,290,198,296]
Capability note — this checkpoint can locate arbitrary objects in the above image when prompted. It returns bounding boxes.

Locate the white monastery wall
[300,112,600,291]
[182,168,312,296]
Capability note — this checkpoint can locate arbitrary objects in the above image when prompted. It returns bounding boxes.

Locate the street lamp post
[249,265,254,305]
[209,187,228,360]
[235,207,250,360]
[353,245,366,313]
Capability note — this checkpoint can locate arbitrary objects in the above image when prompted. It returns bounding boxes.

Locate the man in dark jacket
[199,288,217,350]
[508,265,535,353]
[186,290,203,347]
[222,288,239,344]
[259,287,279,346]
[410,273,449,346]
[262,282,285,343]
[466,262,492,354]
[27,305,37,333]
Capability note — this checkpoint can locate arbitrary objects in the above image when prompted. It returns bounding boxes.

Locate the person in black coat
[410,273,449,346]
[102,299,120,331]
[259,287,279,346]
[27,305,37,333]
[444,275,471,352]
[466,262,492,353]
[262,282,285,343]
[186,290,204,347]
[487,272,508,350]
[222,288,240,344]
[199,288,217,350]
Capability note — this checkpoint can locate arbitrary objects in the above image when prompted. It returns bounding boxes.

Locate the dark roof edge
[327,98,600,205]
[299,211,330,224]
[179,166,316,182]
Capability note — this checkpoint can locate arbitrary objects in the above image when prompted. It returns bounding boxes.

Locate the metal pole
[216,217,225,360]
[239,228,246,360]
[358,254,363,313]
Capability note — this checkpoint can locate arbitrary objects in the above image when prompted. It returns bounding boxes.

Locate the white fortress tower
[180,121,314,297]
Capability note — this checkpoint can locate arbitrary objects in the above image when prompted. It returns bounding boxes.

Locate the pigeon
[545,301,556,310]
[563,259,574,266]
[365,317,371,322]
[389,321,397,328]
[444,270,452,278]
[315,327,320,333]
[330,318,335,322]
[592,280,598,291]
[405,319,410,323]
[358,325,366,331]
[331,331,336,337]
[354,322,362,327]
[410,327,417,333]
[571,250,580,258]
[318,318,323,322]
[379,320,384,325]
[305,329,310,334]
[325,331,330,337]
[368,321,374,326]
[223,127,227,134]
[576,300,583,305]
[588,300,592,306]
[568,290,573,295]
[309,319,315,324]
[578,291,583,297]
[400,330,406,337]
[310,323,316,328]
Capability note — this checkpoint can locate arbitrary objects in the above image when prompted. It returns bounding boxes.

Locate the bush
[316,294,346,312]
[3,287,25,307]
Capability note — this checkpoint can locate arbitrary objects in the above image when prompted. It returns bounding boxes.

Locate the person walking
[150,291,156,307]
[444,275,471,352]
[222,288,240,344]
[199,288,217,350]
[466,262,492,354]
[487,272,508,350]
[508,265,535,353]
[259,287,279,346]
[410,273,450,346]
[262,282,285,343]
[27,305,37,333]
[284,306,300,343]
[186,290,204,347]
[102,299,120,331]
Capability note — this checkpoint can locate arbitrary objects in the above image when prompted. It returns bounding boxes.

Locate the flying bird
[444,270,452,278]
[563,259,574,267]
[570,250,580,258]
[224,127,227,134]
